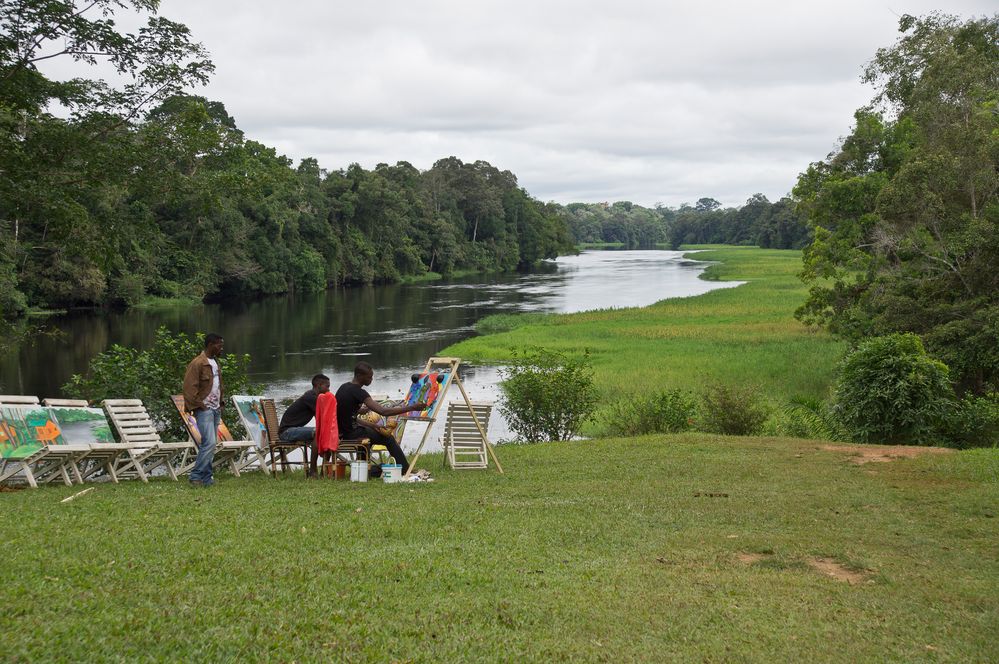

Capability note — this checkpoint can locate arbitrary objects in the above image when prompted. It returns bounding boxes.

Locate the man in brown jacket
[182,333,224,487]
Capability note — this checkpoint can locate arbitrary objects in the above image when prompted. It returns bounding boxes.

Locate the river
[2,249,742,449]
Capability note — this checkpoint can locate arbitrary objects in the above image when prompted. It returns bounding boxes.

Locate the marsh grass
[1,437,996,661]
[446,247,844,432]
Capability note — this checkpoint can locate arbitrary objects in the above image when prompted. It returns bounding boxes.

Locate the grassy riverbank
[445,246,845,417]
[1,437,996,661]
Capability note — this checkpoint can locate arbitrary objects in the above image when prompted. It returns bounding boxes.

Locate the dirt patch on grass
[808,557,870,584]
[736,552,769,565]
[819,444,953,465]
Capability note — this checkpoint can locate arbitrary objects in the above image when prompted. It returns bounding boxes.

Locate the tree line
[793,12,998,395]
[560,196,812,250]
[0,2,573,317]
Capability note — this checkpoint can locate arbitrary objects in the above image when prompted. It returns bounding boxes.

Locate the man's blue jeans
[279,426,315,443]
[191,407,220,483]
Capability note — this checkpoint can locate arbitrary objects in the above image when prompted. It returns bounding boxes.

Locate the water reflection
[2,250,743,449]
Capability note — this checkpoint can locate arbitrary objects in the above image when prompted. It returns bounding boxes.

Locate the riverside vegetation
[449,246,846,436]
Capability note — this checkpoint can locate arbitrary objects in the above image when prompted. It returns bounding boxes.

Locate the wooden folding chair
[0,396,92,487]
[442,401,493,469]
[170,395,257,477]
[42,399,133,484]
[103,399,195,482]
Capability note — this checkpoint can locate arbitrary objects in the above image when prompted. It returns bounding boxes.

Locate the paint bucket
[350,459,368,482]
[381,460,402,484]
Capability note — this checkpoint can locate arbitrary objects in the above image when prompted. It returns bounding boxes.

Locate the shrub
[941,393,999,449]
[697,383,770,436]
[64,326,259,441]
[601,388,697,436]
[832,333,954,445]
[499,347,598,442]
[761,396,843,440]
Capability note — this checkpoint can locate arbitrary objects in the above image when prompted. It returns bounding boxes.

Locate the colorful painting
[232,395,266,446]
[0,406,67,459]
[47,407,114,445]
[403,370,452,418]
[171,395,234,444]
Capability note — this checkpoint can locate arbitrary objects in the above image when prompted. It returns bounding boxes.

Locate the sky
[64,1,999,208]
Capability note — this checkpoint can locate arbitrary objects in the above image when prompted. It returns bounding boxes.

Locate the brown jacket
[183,352,223,411]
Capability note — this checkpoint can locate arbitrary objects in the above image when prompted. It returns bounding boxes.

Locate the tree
[0,1,213,311]
[794,13,999,393]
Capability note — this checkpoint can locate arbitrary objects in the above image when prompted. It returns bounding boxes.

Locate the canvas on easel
[399,357,503,477]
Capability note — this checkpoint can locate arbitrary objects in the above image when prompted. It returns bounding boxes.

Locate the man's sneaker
[189,480,204,488]
[203,478,215,487]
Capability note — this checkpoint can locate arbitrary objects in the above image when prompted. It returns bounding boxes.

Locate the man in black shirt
[279,373,330,477]
[336,361,426,476]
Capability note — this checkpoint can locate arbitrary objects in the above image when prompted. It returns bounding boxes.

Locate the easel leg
[403,422,434,478]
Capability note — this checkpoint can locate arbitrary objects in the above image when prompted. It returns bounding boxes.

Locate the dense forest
[0,3,573,316]
[0,1,823,320]
[560,196,811,250]
[794,13,998,394]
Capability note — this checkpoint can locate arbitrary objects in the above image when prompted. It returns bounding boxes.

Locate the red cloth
[315,392,339,454]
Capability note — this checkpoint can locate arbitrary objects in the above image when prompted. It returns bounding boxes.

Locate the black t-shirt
[335,382,370,435]
[279,389,319,432]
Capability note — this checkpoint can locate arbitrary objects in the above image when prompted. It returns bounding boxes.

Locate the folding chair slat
[0,395,41,406]
[41,398,90,407]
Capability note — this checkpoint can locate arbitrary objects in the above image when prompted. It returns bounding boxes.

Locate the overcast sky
[102,1,999,207]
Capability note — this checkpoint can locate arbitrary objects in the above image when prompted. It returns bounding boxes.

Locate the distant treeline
[1,1,816,318]
[561,196,811,250]
[0,96,574,315]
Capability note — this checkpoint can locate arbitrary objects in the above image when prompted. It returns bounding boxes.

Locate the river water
[3,250,741,450]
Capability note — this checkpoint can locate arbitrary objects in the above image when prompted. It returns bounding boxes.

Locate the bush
[64,326,259,441]
[499,348,598,442]
[941,393,999,449]
[697,383,770,436]
[833,333,954,445]
[601,388,697,436]
[761,396,843,440]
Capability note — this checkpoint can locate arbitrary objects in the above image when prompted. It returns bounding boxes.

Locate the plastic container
[350,459,368,482]
[381,463,402,483]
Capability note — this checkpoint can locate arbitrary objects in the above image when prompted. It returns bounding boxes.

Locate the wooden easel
[400,357,504,477]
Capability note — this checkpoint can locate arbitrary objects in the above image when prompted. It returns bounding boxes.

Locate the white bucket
[382,464,402,484]
[350,460,368,482]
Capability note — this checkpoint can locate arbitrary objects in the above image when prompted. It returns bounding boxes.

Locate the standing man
[183,333,225,487]
[279,373,331,478]
[336,361,426,477]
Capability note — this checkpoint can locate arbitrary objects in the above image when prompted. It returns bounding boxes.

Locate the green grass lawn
[446,247,845,421]
[1,437,996,662]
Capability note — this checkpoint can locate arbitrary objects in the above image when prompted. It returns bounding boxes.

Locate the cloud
[48,0,999,207]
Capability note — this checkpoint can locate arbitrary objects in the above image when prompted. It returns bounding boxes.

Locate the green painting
[0,407,67,459]
[48,407,115,445]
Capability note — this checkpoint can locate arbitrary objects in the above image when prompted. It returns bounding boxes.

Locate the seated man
[278,373,330,476]
[337,361,426,477]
